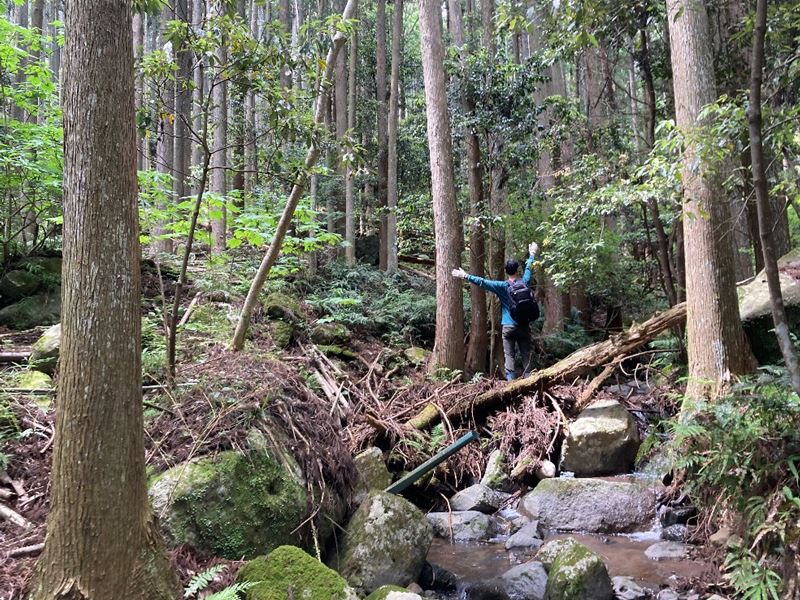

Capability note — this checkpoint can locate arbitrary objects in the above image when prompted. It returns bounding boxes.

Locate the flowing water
[426,531,712,590]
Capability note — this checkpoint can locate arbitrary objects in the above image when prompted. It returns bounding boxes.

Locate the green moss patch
[544,539,613,600]
[237,545,351,600]
[365,585,408,600]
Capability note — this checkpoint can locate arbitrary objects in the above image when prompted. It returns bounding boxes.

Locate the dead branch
[0,351,31,363]
[177,292,203,328]
[408,301,687,430]
[575,355,625,412]
[7,542,44,559]
[0,502,34,530]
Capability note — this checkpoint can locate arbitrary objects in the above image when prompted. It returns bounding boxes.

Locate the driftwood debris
[409,301,687,430]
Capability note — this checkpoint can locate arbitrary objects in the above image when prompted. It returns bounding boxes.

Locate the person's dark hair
[505,259,519,276]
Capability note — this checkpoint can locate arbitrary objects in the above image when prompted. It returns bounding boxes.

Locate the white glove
[529,242,539,257]
[452,267,468,279]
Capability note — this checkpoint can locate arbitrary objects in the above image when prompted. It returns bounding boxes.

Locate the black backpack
[507,279,539,325]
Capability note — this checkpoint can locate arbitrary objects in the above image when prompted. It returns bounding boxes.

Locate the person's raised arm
[452,267,505,294]
[523,241,538,285]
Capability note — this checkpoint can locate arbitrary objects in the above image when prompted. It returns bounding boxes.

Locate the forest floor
[0,260,711,599]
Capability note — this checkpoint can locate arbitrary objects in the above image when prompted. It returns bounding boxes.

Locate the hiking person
[452,242,540,380]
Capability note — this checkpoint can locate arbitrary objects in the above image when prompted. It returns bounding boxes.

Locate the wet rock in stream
[505,521,544,551]
[450,483,510,513]
[426,510,493,543]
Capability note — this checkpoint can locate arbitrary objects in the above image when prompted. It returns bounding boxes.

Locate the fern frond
[184,564,228,598]
[205,581,256,600]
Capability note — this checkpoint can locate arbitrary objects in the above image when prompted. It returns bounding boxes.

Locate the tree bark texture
[174,0,192,221]
[29,0,179,595]
[666,0,755,398]
[211,15,228,253]
[345,18,358,266]
[419,0,465,372]
[385,0,403,273]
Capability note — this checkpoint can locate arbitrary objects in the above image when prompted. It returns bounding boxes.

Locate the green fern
[184,564,228,598]
[205,582,256,600]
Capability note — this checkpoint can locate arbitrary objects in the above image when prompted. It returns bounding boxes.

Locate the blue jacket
[466,257,535,326]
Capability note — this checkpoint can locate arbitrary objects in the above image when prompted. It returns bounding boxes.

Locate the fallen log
[0,351,31,363]
[408,301,687,430]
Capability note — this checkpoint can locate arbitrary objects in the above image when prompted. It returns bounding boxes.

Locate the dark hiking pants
[502,324,531,379]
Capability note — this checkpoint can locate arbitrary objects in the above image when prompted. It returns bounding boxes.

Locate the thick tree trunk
[385,0,403,273]
[666,0,755,399]
[747,0,800,394]
[376,0,389,270]
[419,0,465,372]
[28,0,179,595]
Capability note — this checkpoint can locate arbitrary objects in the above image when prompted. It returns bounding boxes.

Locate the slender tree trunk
[191,0,206,196]
[747,0,800,393]
[231,0,358,350]
[450,0,487,374]
[133,12,145,170]
[419,0,464,372]
[210,4,228,253]
[385,0,403,273]
[155,2,175,254]
[345,14,359,266]
[376,0,389,270]
[333,6,348,251]
[28,0,179,594]
[666,0,755,399]
[174,0,192,236]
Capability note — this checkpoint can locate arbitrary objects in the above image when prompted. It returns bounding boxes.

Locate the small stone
[505,521,543,550]
[661,524,690,542]
[450,483,509,513]
[658,505,697,527]
[655,589,679,600]
[705,595,729,600]
[645,542,688,561]
[708,526,731,547]
[419,562,458,591]
[612,576,652,600]
[406,583,424,595]
[535,460,557,480]
[426,511,492,543]
[385,593,422,600]
[481,450,512,491]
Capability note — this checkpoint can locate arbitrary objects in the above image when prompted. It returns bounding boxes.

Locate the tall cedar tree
[666,0,755,399]
[28,0,179,595]
[419,0,465,372]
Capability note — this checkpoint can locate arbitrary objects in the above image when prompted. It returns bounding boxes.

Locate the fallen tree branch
[575,355,625,412]
[408,301,687,430]
[0,351,31,363]
[0,502,34,530]
[7,542,44,558]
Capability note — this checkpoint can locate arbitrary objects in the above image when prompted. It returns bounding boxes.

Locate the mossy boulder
[336,491,434,594]
[403,347,431,367]
[365,585,410,600]
[520,477,658,534]
[560,399,640,477]
[542,539,613,600]
[237,545,355,600]
[311,322,351,346]
[0,270,42,305]
[354,447,391,505]
[319,344,358,360]
[738,249,800,363]
[263,292,303,322]
[185,303,235,339]
[269,320,297,348]
[29,323,61,374]
[149,449,307,559]
[480,449,512,492]
[0,289,61,330]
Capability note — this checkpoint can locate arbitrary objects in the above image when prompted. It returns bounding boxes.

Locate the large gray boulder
[0,270,42,305]
[520,477,659,534]
[450,483,509,513]
[541,539,613,600]
[29,323,61,374]
[426,510,492,543]
[149,448,308,559]
[560,399,640,477]
[738,249,800,363]
[337,492,433,594]
[0,289,60,330]
[505,520,543,550]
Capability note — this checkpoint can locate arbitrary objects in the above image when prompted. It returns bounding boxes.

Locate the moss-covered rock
[263,292,303,322]
[0,289,61,330]
[543,539,613,600]
[336,491,434,594]
[0,270,42,305]
[16,369,54,407]
[149,449,307,559]
[403,347,431,367]
[354,447,391,505]
[365,585,409,600]
[311,322,351,346]
[270,320,297,348]
[185,302,235,339]
[237,545,354,600]
[29,323,61,374]
[318,344,358,360]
